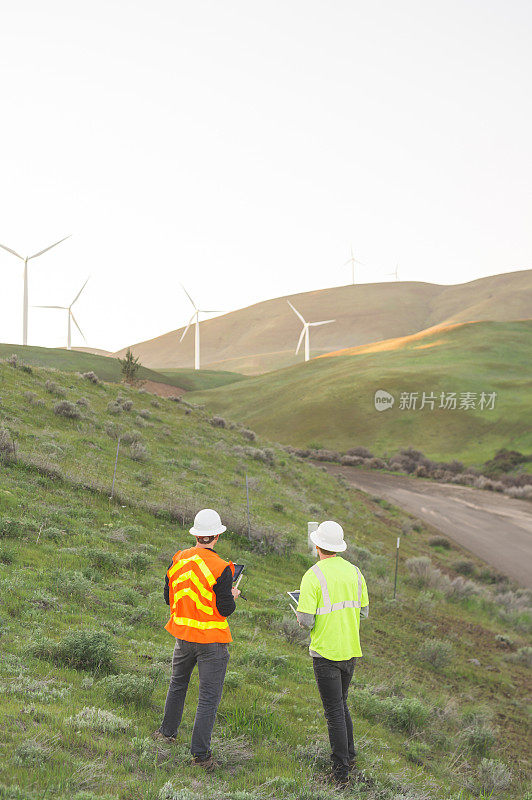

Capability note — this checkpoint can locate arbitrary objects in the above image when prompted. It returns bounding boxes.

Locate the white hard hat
[189,508,227,537]
[310,520,347,552]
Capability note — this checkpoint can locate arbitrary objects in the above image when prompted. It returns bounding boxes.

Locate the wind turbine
[179,285,221,370]
[343,246,364,285]
[387,263,399,281]
[35,278,89,350]
[0,235,71,345]
[287,301,335,362]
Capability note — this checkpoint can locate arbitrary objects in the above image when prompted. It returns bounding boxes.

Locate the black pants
[159,638,230,757]
[313,656,356,779]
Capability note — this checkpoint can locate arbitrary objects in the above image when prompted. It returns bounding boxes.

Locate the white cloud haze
[1,0,530,352]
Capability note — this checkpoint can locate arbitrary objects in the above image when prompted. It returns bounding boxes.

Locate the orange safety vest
[164,546,235,644]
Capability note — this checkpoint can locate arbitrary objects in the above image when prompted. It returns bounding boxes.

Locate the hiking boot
[333,773,349,791]
[152,729,176,744]
[192,753,218,773]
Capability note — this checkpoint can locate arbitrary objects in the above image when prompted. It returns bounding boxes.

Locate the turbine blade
[33,305,67,309]
[28,234,71,260]
[180,283,197,310]
[71,276,89,306]
[180,313,195,342]
[295,326,306,355]
[70,311,86,342]
[0,242,24,260]
[309,319,335,327]
[287,300,306,324]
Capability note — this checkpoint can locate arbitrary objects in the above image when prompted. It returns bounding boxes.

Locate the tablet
[233,564,245,584]
[287,590,300,605]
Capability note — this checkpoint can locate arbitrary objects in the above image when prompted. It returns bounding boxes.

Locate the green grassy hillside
[0,359,530,799]
[0,343,185,389]
[189,320,532,465]
[157,368,247,392]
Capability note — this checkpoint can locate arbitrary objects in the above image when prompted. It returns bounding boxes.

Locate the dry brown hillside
[114,269,532,374]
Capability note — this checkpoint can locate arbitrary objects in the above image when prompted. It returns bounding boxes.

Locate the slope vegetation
[0,358,530,799]
[189,320,532,464]
[114,270,532,374]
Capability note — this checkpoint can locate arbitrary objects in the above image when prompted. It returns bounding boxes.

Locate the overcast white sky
[1,0,530,352]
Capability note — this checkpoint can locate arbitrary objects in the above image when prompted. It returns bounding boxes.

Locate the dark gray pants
[313,656,356,780]
[159,638,230,757]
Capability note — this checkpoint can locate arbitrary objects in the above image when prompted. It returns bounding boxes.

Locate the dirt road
[325,466,532,589]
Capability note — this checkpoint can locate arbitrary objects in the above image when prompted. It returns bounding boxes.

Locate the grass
[0,342,190,389]
[156,368,247,392]
[188,320,532,465]
[0,359,530,799]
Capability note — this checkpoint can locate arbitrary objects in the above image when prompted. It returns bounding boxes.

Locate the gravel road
[324,466,532,589]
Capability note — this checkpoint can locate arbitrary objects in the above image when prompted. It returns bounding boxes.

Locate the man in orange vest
[153,508,240,771]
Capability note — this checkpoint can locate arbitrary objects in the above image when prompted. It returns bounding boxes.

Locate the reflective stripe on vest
[172,570,214,601]
[311,562,363,615]
[172,587,214,616]
[171,615,229,631]
[168,554,216,586]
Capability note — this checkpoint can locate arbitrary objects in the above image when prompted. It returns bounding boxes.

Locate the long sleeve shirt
[164,558,236,618]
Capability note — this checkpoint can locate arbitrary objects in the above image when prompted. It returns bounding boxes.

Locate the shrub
[49,569,92,599]
[429,536,451,549]
[101,672,154,707]
[54,400,81,419]
[68,706,131,732]
[209,416,226,428]
[272,502,284,513]
[128,552,150,572]
[313,449,341,463]
[87,549,121,573]
[107,401,122,415]
[151,398,160,408]
[277,615,309,645]
[38,630,115,672]
[121,430,141,445]
[14,740,50,767]
[418,639,453,669]
[477,758,512,794]
[45,379,66,397]
[346,446,373,458]
[453,559,475,576]
[121,399,133,411]
[6,353,19,367]
[340,455,364,466]
[76,397,90,407]
[0,429,16,456]
[386,697,430,733]
[241,429,256,442]
[81,371,100,384]
[404,740,431,764]
[460,724,495,756]
[367,457,386,469]
[130,442,149,462]
[511,646,532,667]
[138,408,151,419]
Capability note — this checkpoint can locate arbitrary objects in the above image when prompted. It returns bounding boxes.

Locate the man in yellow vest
[296,520,369,789]
[153,508,240,771]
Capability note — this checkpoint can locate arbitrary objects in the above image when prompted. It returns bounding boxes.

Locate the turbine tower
[387,263,399,281]
[179,285,221,370]
[35,278,89,350]
[0,235,71,345]
[287,301,335,362]
[344,246,364,285]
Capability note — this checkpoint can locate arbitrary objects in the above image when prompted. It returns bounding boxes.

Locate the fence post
[245,471,251,538]
[110,436,121,499]
[393,536,400,600]
[308,521,318,557]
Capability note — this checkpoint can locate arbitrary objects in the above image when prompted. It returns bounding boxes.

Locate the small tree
[118,349,141,384]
